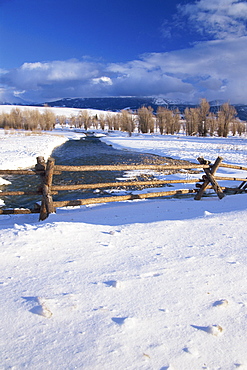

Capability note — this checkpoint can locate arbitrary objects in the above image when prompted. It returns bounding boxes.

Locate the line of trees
[0,100,246,137]
[184,99,245,137]
[57,110,135,135]
[0,107,137,136]
[136,100,245,137]
[0,107,56,131]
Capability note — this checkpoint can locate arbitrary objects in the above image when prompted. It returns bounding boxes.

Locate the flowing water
[1,136,168,209]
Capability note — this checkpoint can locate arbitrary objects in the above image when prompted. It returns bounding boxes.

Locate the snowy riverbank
[1,125,247,369]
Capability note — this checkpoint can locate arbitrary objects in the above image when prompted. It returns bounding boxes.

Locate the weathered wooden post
[36,157,55,221]
[195,156,224,200]
[35,156,46,176]
[35,156,46,194]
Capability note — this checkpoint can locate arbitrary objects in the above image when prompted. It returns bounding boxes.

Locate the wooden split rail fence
[0,156,247,221]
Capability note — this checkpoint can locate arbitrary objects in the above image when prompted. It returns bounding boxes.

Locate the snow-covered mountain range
[1,96,247,120]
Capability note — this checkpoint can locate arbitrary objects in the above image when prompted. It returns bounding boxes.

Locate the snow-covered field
[1,106,247,370]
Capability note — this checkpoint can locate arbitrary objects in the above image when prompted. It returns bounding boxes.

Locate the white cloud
[0,68,8,75]
[13,90,26,96]
[21,62,49,71]
[140,36,247,102]
[92,76,113,85]
[178,0,247,39]
[106,60,193,97]
[1,59,105,100]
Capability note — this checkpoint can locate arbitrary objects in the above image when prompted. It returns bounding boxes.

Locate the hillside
[43,97,247,121]
[1,96,247,120]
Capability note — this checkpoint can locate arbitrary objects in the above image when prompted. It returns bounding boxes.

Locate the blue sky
[1,0,247,103]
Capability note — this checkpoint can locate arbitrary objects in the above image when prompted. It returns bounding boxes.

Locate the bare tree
[99,114,106,130]
[80,110,91,130]
[172,108,181,134]
[23,109,40,130]
[162,109,173,134]
[156,107,167,134]
[184,107,199,135]
[218,102,237,137]
[76,111,83,128]
[120,110,135,135]
[41,109,56,130]
[217,111,224,137]
[198,98,210,136]
[0,112,9,129]
[105,112,115,131]
[91,115,99,129]
[57,115,67,128]
[69,114,77,128]
[236,120,246,136]
[137,106,154,133]
[9,108,23,129]
[208,112,217,136]
[113,113,121,131]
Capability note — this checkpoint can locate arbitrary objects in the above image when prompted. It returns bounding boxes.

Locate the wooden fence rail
[0,156,247,220]
[54,164,211,172]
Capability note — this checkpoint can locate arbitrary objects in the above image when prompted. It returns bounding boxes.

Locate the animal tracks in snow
[191,324,224,336]
[212,298,229,308]
[111,316,138,329]
[101,269,165,290]
[139,271,164,278]
[183,346,199,357]
[103,280,122,288]
[22,293,79,318]
[101,229,122,236]
[111,317,128,325]
[22,296,53,318]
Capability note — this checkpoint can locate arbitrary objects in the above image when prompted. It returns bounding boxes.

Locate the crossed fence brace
[194,156,225,200]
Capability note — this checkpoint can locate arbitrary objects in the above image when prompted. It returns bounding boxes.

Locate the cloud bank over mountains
[1,0,247,104]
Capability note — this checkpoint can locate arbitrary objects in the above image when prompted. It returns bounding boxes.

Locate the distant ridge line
[1,97,247,120]
[42,97,247,120]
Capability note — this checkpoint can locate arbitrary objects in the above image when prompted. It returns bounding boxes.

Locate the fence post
[195,156,224,200]
[39,158,55,221]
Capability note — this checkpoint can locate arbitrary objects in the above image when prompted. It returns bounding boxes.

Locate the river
[1,136,168,209]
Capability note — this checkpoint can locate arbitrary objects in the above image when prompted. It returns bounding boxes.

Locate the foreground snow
[1,116,247,369]
[1,195,247,370]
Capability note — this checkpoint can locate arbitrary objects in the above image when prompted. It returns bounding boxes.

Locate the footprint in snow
[183,346,199,357]
[112,317,128,325]
[22,296,52,318]
[191,324,223,336]
[104,280,121,288]
[112,316,137,329]
[102,230,121,235]
[213,299,228,307]
[140,271,163,279]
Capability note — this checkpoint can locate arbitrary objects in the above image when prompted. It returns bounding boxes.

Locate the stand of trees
[184,99,242,137]
[0,99,246,137]
[0,107,56,131]
[135,100,245,137]
[156,106,180,135]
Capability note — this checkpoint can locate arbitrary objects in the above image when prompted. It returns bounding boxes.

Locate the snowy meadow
[1,105,247,370]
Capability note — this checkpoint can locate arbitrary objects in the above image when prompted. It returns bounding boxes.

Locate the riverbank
[1,127,247,369]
